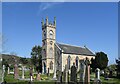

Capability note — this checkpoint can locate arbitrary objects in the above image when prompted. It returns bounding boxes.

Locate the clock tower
[41,17,56,73]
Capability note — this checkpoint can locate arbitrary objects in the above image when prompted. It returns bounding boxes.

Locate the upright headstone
[84,58,90,84]
[30,67,33,81]
[22,66,25,79]
[36,73,41,80]
[70,63,77,82]
[14,64,19,79]
[63,65,68,82]
[95,68,100,80]
[47,68,50,76]
[2,65,5,83]
[79,60,85,83]
[7,67,10,74]
[94,68,101,84]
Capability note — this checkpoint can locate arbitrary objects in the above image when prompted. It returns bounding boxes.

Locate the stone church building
[41,17,95,74]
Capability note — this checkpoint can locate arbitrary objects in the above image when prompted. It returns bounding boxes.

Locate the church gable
[56,43,95,56]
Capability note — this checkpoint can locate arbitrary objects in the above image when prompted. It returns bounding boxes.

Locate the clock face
[49,30,53,39]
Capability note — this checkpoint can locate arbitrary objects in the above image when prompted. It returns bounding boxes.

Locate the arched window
[49,30,53,39]
[50,61,53,70]
[67,56,71,69]
[76,56,79,68]
[49,47,53,58]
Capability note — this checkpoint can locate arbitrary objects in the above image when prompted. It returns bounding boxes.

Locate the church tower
[41,17,56,73]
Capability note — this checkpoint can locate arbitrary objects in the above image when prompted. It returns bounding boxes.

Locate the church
[41,17,95,74]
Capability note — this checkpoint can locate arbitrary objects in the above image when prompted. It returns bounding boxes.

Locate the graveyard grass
[4,71,120,84]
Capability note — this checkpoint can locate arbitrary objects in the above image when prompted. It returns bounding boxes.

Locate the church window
[50,61,53,70]
[49,47,53,58]
[49,30,53,39]
[67,56,71,69]
[76,56,79,68]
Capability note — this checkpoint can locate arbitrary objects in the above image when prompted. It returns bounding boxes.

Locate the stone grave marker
[47,68,50,76]
[94,68,101,84]
[70,63,77,82]
[22,66,25,79]
[79,60,85,83]
[14,64,19,79]
[7,66,10,74]
[84,58,90,84]
[95,68,100,80]
[63,65,68,82]
[30,67,33,81]
[36,73,41,80]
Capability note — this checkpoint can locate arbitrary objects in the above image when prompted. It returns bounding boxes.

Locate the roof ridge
[57,42,85,49]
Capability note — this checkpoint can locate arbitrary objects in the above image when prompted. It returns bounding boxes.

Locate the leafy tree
[90,52,109,70]
[116,58,120,78]
[31,45,42,73]
[20,57,29,65]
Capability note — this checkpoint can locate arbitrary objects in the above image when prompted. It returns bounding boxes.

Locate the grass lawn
[4,72,120,84]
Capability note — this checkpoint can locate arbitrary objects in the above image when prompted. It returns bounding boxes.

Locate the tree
[31,45,42,73]
[20,57,29,65]
[90,52,109,70]
[116,58,120,78]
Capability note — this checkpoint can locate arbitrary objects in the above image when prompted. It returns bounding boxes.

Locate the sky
[2,2,118,65]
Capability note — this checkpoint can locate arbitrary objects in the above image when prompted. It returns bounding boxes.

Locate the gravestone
[79,60,85,83]
[95,68,100,80]
[22,66,25,79]
[94,68,101,84]
[2,65,5,83]
[84,58,90,84]
[47,68,50,76]
[7,66,10,74]
[70,63,77,82]
[36,73,41,80]
[30,67,33,81]
[63,65,68,82]
[14,64,19,79]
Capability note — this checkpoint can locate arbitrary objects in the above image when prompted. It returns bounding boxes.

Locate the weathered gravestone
[63,65,68,82]
[79,60,85,83]
[47,68,50,76]
[94,68,101,84]
[2,65,5,83]
[22,66,25,79]
[14,64,19,79]
[36,73,41,80]
[70,63,77,83]
[95,68,100,80]
[30,67,33,81]
[84,58,90,84]
[7,66,10,74]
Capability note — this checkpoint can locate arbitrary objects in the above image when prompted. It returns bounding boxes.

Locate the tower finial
[54,17,56,26]
[46,16,48,25]
[41,18,44,26]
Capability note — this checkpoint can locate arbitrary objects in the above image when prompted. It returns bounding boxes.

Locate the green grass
[4,72,120,84]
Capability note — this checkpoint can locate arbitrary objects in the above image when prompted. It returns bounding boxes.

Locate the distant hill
[2,54,31,66]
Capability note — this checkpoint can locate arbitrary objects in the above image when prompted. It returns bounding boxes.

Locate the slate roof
[57,43,95,56]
